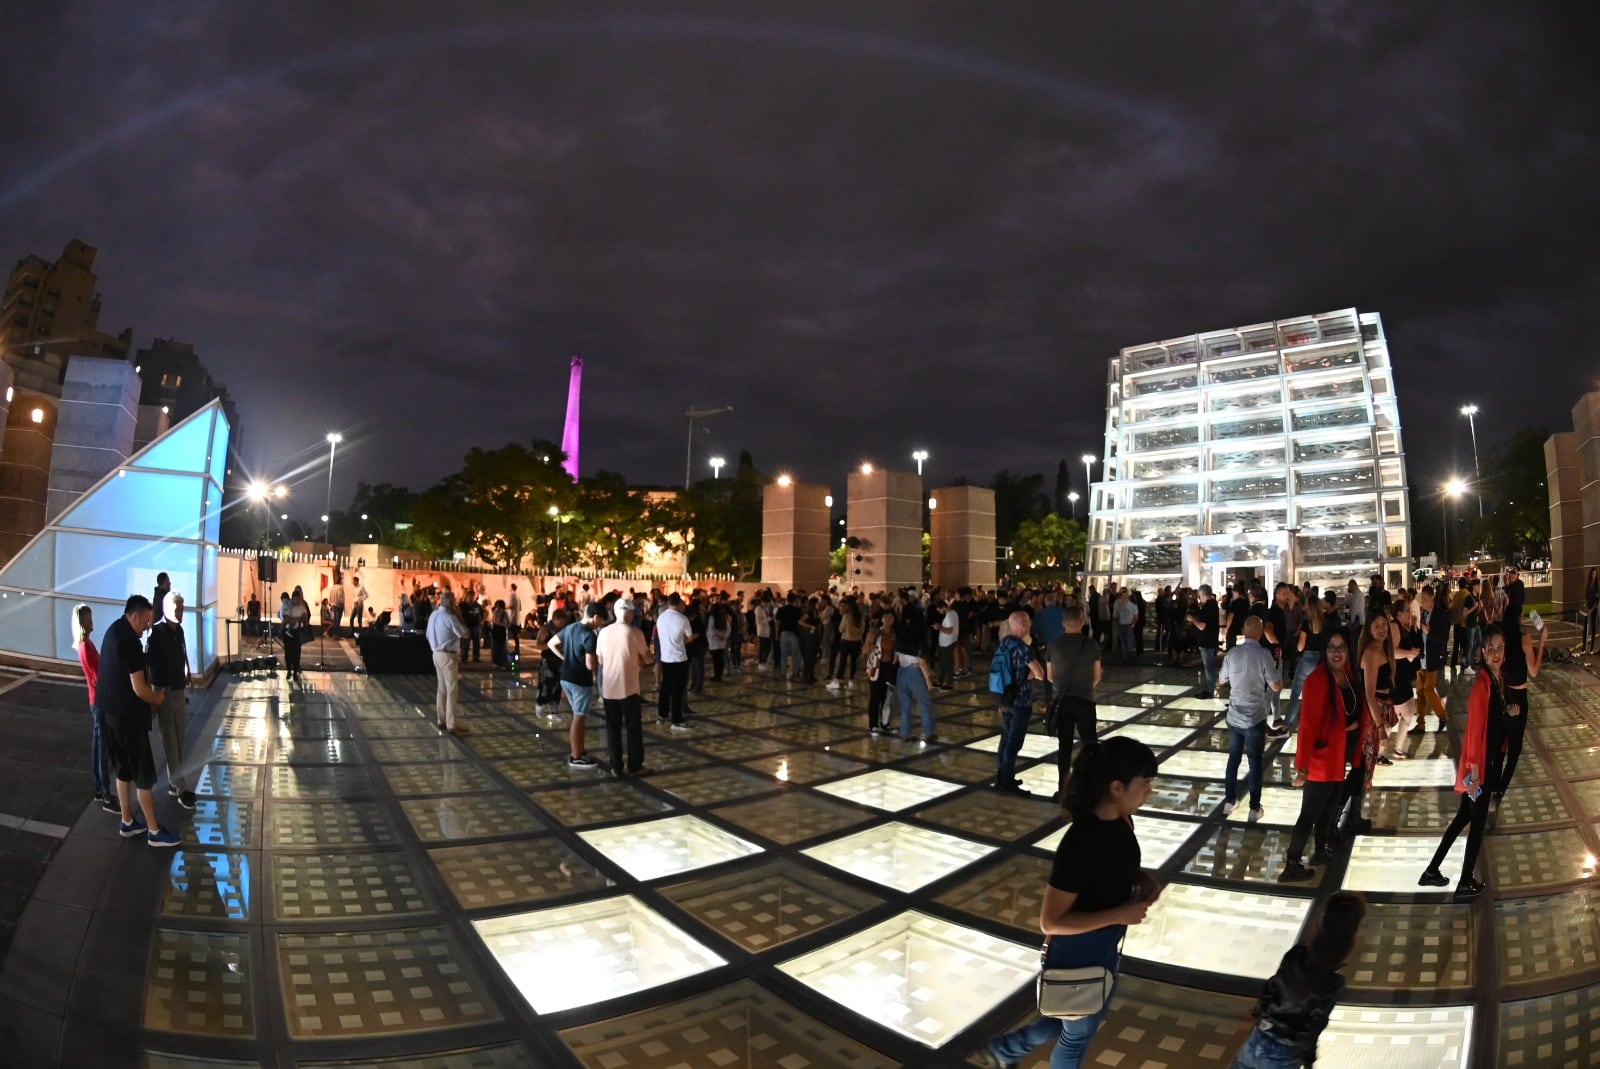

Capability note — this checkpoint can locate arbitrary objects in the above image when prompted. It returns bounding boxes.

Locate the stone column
[761,479,830,591]
[846,467,923,591]
[930,485,996,589]
[47,356,141,520]
[0,390,56,563]
[1573,392,1600,578]
[1547,430,1583,615]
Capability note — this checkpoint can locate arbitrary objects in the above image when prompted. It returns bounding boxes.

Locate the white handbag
[1036,964,1114,1019]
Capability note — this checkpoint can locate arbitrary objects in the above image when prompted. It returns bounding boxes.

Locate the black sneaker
[177,791,197,810]
[1266,720,1289,740]
[1418,868,1449,887]
[1407,725,1426,736]
[1455,876,1485,897]
[567,754,601,769]
[1278,862,1315,883]
[100,796,122,814]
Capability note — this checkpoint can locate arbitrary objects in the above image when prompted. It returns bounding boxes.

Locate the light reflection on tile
[1371,758,1459,789]
[662,859,882,952]
[777,910,1035,1047]
[1317,1004,1473,1069]
[964,733,1058,759]
[1343,836,1469,894]
[1499,984,1600,1067]
[1126,683,1195,696]
[1105,722,1197,747]
[1125,882,1310,979]
[145,930,252,1036]
[579,814,763,881]
[474,894,725,1013]
[1223,787,1305,826]
[802,822,994,892]
[813,768,963,811]
[1093,704,1149,723]
[1158,749,1235,780]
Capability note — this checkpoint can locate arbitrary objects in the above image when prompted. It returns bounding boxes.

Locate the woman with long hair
[74,604,114,810]
[1280,593,1328,732]
[893,599,937,741]
[1419,629,1512,896]
[829,596,866,688]
[1383,600,1424,761]
[1231,893,1367,1068]
[1338,614,1393,836]
[1278,633,1361,883]
[280,586,310,678]
[977,737,1162,1069]
[862,607,899,736]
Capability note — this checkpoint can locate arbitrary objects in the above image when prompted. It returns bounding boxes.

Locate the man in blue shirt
[426,591,471,734]
[992,611,1044,796]
[1217,615,1280,821]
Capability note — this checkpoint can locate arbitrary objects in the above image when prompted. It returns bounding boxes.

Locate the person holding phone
[1494,591,1547,812]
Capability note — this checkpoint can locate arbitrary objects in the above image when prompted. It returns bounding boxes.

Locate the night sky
[2,2,1596,517]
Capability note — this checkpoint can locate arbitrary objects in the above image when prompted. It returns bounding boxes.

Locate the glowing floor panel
[1317,1004,1474,1068]
[1343,835,1470,894]
[1105,722,1197,748]
[577,815,763,881]
[1125,683,1195,696]
[1031,813,1200,869]
[474,894,725,1014]
[1158,749,1237,780]
[777,910,1035,1047]
[964,733,1059,759]
[801,822,995,892]
[1124,882,1311,980]
[1223,787,1306,826]
[812,768,963,811]
[1373,758,1460,789]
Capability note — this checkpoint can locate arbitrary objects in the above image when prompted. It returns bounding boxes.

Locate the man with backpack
[990,610,1044,796]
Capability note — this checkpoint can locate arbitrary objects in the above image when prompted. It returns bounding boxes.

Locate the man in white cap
[596,598,655,777]
[146,590,195,809]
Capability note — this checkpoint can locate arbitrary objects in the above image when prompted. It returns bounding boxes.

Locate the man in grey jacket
[1217,615,1280,821]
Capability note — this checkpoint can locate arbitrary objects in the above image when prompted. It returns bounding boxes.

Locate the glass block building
[1086,308,1411,595]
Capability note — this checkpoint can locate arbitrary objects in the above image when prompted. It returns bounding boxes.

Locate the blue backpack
[989,637,1020,696]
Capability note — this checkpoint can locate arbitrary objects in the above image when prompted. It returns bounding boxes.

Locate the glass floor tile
[1495,889,1600,987]
[801,822,994,893]
[1365,788,1463,832]
[143,1055,262,1069]
[1141,705,1219,728]
[1567,776,1600,818]
[194,762,261,799]
[578,814,764,881]
[185,799,257,848]
[1317,1004,1473,1069]
[1222,786,1306,826]
[367,737,468,763]
[649,765,782,806]
[1372,758,1460,789]
[267,763,379,799]
[764,721,863,746]
[400,793,545,842]
[1537,723,1600,749]
[896,746,1012,784]
[267,801,401,849]
[1125,882,1312,980]
[270,738,360,765]
[474,894,725,1014]
[741,749,868,784]
[1105,722,1198,748]
[1342,835,1470,894]
[1024,974,1254,1068]
[271,851,436,920]
[278,927,500,1038]
[527,781,677,826]
[1028,814,1202,870]
[814,769,964,811]
[297,1044,538,1069]
[1347,902,1476,992]
[934,851,1052,934]
[1183,824,1297,884]
[210,736,270,763]
[1499,982,1600,1068]
[356,717,448,738]
[915,790,1058,842]
[1125,683,1195,696]
[159,851,253,920]
[1489,826,1597,891]
[683,732,794,760]
[1142,775,1230,817]
[486,753,593,790]
[1158,749,1238,780]
[1166,696,1230,712]
[661,858,883,953]
[463,732,554,759]
[1016,761,1066,797]
[429,837,613,909]
[778,910,1035,1047]
[379,760,501,796]
[145,929,253,1037]
[964,733,1059,760]
[559,978,898,1069]
[827,734,924,762]
[1494,782,1577,827]
[1547,746,1600,780]
[1093,703,1150,722]
[709,791,874,846]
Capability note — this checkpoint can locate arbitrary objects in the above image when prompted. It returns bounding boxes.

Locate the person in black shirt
[1223,586,1250,650]
[146,592,196,810]
[1232,893,1366,1067]
[1190,586,1222,698]
[100,595,180,847]
[977,738,1161,1069]
[151,571,171,624]
[775,595,804,682]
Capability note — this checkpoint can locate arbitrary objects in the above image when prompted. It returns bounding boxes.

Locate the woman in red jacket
[1418,631,1507,897]
[73,603,112,810]
[1278,633,1360,883]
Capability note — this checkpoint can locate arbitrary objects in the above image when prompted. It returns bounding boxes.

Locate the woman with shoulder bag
[862,608,898,736]
[977,737,1161,1069]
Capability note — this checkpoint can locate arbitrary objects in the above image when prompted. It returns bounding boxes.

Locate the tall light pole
[323,432,343,543]
[1445,477,1467,568]
[1459,405,1483,519]
[1081,454,1096,515]
[709,456,725,480]
[248,481,287,545]
[548,505,565,568]
[911,449,929,477]
[685,405,733,488]
[1067,490,1081,519]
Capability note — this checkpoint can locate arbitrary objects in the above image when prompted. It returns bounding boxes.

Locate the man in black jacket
[147,591,195,810]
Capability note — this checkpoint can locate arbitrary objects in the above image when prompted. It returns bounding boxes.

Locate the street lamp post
[323,432,343,543]
[709,456,725,480]
[1080,454,1096,514]
[1445,477,1467,569]
[1460,405,1483,519]
[548,505,564,569]
[911,449,928,477]
[1067,490,1081,518]
[684,405,733,488]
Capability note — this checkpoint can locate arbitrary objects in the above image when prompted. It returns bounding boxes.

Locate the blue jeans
[996,704,1030,787]
[1283,652,1320,728]
[1225,721,1266,808]
[989,927,1122,1068]
[896,663,936,738]
[90,703,110,796]
[1230,1026,1304,1068]
[1200,644,1219,693]
[777,632,803,680]
[1118,624,1135,661]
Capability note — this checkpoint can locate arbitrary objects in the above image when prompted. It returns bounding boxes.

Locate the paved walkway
[2,643,1598,1068]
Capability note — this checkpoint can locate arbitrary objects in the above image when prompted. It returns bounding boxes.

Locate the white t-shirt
[938,609,959,648]
[656,607,692,663]
[596,621,648,700]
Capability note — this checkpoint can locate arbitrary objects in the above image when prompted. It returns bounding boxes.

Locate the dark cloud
[0,1,1595,515]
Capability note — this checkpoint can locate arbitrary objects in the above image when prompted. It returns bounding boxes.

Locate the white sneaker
[826,680,842,691]
[670,723,692,734]
[1249,807,1264,822]
[1222,800,1237,816]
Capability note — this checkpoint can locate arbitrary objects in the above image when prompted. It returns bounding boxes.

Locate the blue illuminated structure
[0,400,230,672]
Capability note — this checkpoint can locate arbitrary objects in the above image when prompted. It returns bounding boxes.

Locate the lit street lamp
[1067,490,1081,518]
[1081,454,1096,513]
[548,504,566,568]
[911,449,929,476]
[1444,477,1467,568]
[684,405,733,488]
[323,432,343,543]
[1459,405,1483,519]
[709,456,725,479]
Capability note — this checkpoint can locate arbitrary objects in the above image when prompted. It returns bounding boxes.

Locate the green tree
[1011,513,1087,575]
[411,440,573,568]
[569,470,676,572]
[991,469,1049,545]
[1467,429,1551,561]
[675,450,769,578]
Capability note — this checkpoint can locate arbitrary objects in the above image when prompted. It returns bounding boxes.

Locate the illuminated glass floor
[13,649,1600,1068]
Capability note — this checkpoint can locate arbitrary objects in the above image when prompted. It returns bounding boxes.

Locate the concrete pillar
[1573,392,1600,576]
[846,467,923,591]
[0,391,56,563]
[133,403,171,454]
[47,356,141,520]
[761,479,830,591]
[1547,430,1584,615]
[929,485,997,589]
